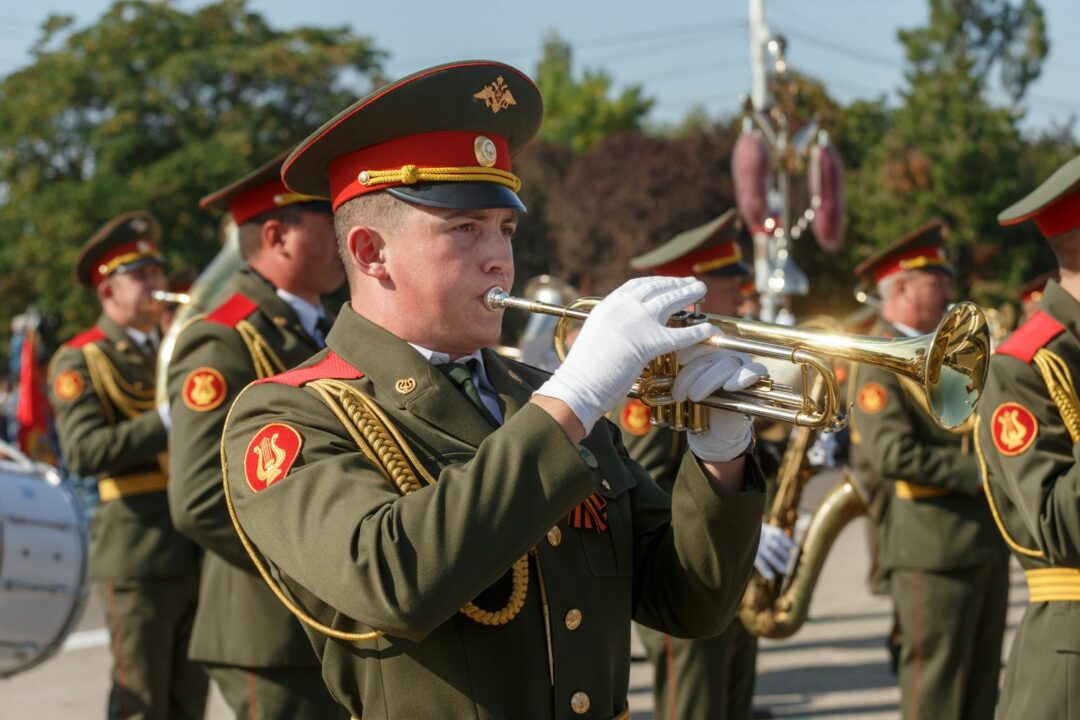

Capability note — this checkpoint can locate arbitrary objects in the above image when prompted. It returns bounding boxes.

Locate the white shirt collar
[124,326,158,349]
[890,320,922,338]
[276,289,325,340]
[408,344,496,393]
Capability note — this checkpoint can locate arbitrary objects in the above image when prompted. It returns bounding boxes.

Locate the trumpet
[151,290,192,305]
[484,287,990,433]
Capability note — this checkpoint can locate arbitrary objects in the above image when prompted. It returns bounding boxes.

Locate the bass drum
[0,440,90,678]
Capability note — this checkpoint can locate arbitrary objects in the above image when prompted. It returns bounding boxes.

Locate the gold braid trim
[82,343,155,420]
[974,414,1045,558]
[1033,348,1080,444]
[309,379,529,628]
[236,320,287,379]
[358,164,522,193]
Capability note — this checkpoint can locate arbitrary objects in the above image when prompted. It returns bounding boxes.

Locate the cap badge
[473,76,517,114]
[244,422,304,492]
[136,240,152,254]
[474,135,498,167]
[130,217,149,233]
[991,402,1038,456]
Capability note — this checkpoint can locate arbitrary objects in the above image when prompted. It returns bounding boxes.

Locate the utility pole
[748,0,769,110]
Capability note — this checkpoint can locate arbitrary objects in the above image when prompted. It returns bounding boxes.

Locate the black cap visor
[387,182,527,212]
[703,261,752,279]
[113,256,165,277]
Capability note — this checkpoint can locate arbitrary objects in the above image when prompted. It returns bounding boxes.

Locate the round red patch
[857,382,888,414]
[991,402,1038,456]
[182,367,227,412]
[53,370,84,402]
[621,399,652,436]
[244,423,304,493]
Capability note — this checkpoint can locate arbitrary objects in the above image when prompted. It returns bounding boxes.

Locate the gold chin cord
[484,286,991,434]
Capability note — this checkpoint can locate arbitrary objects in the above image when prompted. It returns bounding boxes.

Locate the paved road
[4,469,1023,719]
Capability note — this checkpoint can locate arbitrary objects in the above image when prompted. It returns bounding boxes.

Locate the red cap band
[652,242,742,277]
[229,179,298,225]
[327,131,512,210]
[871,245,951,283]
[1034,189,1080,239]
[89,239,161,286]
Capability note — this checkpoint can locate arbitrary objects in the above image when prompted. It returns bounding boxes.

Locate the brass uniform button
[547,526,562,547]
[570,691,591,715]
[564,608,582,630]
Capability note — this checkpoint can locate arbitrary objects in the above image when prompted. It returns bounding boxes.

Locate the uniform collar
[1040,279,1080,341]
[234,267,323,349]
[325,306,532,448]
[123,325,159,349]
[276,288,325,342]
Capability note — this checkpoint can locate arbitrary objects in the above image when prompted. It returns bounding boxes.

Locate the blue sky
[1,0,1076,135]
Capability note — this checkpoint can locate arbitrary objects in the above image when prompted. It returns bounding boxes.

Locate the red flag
[16,328,54,463]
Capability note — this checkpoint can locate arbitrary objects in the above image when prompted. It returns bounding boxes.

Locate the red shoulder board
[997,311,1065,363]
[206,293,259,328]
[65,327,106,349]
[256,351,364,387]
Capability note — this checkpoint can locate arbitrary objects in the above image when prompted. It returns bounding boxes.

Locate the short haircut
[332,192,409,284]
[237,204,325,260]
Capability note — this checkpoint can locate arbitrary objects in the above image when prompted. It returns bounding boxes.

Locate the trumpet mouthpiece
[484,287,509,311]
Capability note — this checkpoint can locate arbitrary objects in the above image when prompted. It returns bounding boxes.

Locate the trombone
[484,287,990,434]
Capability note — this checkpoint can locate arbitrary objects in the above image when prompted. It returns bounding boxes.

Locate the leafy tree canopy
[0,0,384,346]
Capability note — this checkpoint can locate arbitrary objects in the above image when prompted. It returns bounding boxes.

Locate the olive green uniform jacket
[851,317,1008,720]
[167,268,328,668]
[49,315,199,580]
[616,398,760,720]
[222,306,766,720]
[976,281,1080,720]
[49,315,206,720]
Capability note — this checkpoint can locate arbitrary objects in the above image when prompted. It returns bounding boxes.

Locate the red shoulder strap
[207,293,259,328]
[66,326,106,349]
[256,351,364,387]
[997,311,1066,363]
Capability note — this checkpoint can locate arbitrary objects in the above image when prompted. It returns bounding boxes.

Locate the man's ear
[261,218,286,257]
[348,225,389,281]
[96,280,113,303]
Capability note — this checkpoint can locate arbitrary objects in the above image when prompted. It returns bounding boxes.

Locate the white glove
[672,345,768,461]
[755,523,796,582]
[536,276,719,433]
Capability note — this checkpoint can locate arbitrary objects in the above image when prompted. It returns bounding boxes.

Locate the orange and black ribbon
[568,493,608,532]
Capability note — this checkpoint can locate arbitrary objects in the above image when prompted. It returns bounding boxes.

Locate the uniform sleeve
[224,382,596,642]
[851,365,979,495]
[48,346,167,477]
[167,323,256,567]
[978,355,1080,565]
[624,431,764,638]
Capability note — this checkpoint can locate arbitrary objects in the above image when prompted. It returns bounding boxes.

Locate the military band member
[220,60,767,719]
[976,155,1080,719]
[165,154,347,718]
[48,212,207,720]
[620,211,792,720]
[850,221,1008,720]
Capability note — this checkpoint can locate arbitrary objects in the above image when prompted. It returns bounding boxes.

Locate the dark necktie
[438,361,499,426]
[314,315,333,348]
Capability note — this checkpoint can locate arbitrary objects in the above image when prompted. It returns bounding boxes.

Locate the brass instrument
[516,275,579,371]
[484,287,990,433]
[151,290,192,305]
[739,317,867,638]
[154,222,244,405]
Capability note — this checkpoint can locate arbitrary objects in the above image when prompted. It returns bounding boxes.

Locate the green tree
[534,32,654,153]
[0,0,383,349]
[846,0,1050,305]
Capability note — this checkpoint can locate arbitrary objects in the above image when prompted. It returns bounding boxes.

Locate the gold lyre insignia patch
[244,422,304,492]
[182,367,227,412]
[991,402,1038,456]
[473,76,517,114]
